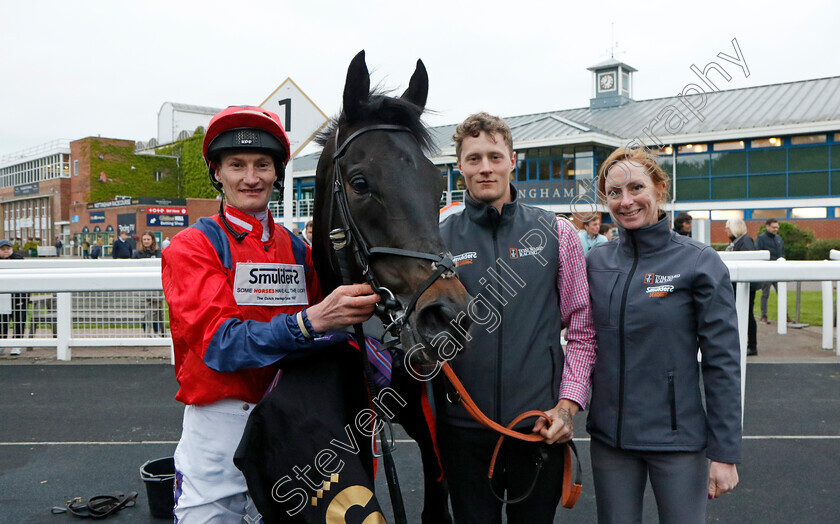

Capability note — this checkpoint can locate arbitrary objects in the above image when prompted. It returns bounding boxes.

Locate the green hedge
[806,239,840,260]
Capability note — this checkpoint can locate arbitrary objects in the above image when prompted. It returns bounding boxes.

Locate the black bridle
[329,124,455,338]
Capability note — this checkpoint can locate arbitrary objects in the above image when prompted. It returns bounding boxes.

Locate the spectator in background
[726,218,758,355]
[82,240,90,259]
[133,232,161,259]
[756,218,786,324]
[578,213,607,255]
[54,236,63,256]
[112,231,133,259]
[599,222,614,241]
[302,220,314,245]
[133,231,164,336]
[90,239,102,259]
[0,239,28,356]
[674,212,693,236]
[161,236,171,250]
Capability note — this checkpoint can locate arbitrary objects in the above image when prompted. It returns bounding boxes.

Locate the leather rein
[328,123,581,509]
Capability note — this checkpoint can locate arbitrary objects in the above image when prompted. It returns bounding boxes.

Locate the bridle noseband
[329,124,455,339]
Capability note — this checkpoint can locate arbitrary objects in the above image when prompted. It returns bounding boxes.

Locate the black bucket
[140,457,175,519]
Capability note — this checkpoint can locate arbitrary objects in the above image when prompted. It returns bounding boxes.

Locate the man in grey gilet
[437,112,597,523]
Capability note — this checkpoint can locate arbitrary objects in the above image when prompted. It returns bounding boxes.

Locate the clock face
[599,72,616,92]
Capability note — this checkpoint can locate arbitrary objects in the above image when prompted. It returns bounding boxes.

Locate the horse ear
[401,59,428,111]
[343,50,370,122]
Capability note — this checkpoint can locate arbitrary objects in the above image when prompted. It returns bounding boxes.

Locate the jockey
[162,105,380,523]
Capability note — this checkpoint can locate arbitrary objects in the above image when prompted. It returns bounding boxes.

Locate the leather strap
[51,491,138,519]
[441,362,582,508]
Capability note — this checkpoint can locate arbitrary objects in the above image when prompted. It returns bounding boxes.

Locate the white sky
[1,0,838,158]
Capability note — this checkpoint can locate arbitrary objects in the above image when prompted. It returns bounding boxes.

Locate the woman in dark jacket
[133,232,164,336]
[586,148,741,523]
[132,232,161,259]
[725,218,758,355]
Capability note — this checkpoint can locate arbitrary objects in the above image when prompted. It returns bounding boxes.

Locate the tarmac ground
[1,320,838,523]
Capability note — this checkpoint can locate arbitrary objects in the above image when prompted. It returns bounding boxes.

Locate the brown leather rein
[441,362,582,509]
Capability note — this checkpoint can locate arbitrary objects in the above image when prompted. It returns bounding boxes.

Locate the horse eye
[349,175,369,193]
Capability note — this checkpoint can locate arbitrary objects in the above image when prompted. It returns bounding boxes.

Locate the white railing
[0,259,169,361]
[724,257,840,421]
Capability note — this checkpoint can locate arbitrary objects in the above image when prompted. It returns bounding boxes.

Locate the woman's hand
[708,461,739,498]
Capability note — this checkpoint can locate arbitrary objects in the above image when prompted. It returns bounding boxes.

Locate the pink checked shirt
[555,218,597,409]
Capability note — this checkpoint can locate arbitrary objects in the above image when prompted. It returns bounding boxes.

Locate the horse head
[313,50,471,376]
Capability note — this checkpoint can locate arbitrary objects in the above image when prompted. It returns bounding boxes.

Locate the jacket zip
[668,371,677,431]
[616,232,639,448]
[492,226,503,423]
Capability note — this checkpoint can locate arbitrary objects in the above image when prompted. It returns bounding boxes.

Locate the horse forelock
[315,89,437,155]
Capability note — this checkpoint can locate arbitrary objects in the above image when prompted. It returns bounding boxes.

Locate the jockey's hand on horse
[533,399,579,445]
[307,283,379,333]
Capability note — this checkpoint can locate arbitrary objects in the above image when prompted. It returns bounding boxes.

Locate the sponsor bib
[233,263,308,306]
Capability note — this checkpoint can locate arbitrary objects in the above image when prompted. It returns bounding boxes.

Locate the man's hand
[533,399,579,445]
[306,283,379,333]
[708,461,738,498]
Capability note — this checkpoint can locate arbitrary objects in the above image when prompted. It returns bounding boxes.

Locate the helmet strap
[217,198,248,243]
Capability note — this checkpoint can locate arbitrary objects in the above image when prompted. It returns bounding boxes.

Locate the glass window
[73,160,79,177]
[516,160,527,182]
[538,159,550,180]
[791,207,827,219]
[789,146,828,171]
[711,210,744,220]
[752,209,787,219]
[711,177,747,199]
[831,145,840,170]
[751,137,782,148]
[675,154,709,177]
[675,178,709,200]
[551,159,563,180]
[749,148,785,174]
[710,151,747,176]
[574,151,594,180]
[688,211,710,219]
[748,174,786,198]
[832,173,840,195]
[658,155,674,178]
[789,172,828,197]
[713,141,745,151]
[563,153,575,179]
[791,134,826,145]
[678,144,708,154]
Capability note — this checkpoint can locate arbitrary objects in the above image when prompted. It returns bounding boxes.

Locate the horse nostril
[416,301,469,360]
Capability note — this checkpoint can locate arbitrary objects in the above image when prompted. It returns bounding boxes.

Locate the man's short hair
[765,218,779,226]
[582,213,601,226]
[453,112,514,160]
[599,223,611,235]
[674,212,692,229]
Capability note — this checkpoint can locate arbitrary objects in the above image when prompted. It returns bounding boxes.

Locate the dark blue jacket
[756,231,784,260]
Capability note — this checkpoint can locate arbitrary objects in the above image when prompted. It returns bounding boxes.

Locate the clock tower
[588,58,636,109]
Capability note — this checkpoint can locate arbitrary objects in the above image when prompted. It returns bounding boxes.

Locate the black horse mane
[315,89,437,155]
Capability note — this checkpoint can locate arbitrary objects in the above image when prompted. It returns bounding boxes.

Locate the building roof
[433,75,840,154]
[587,57,638,72]
[159,102,222,116]
[293,75,840,173]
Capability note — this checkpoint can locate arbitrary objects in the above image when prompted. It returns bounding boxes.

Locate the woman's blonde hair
[597,147,671,205]
[725,218,747,237]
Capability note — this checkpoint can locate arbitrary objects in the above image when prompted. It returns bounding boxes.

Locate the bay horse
[311,51,472,522]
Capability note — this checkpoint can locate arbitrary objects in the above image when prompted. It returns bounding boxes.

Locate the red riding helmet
[203,106,291,192]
